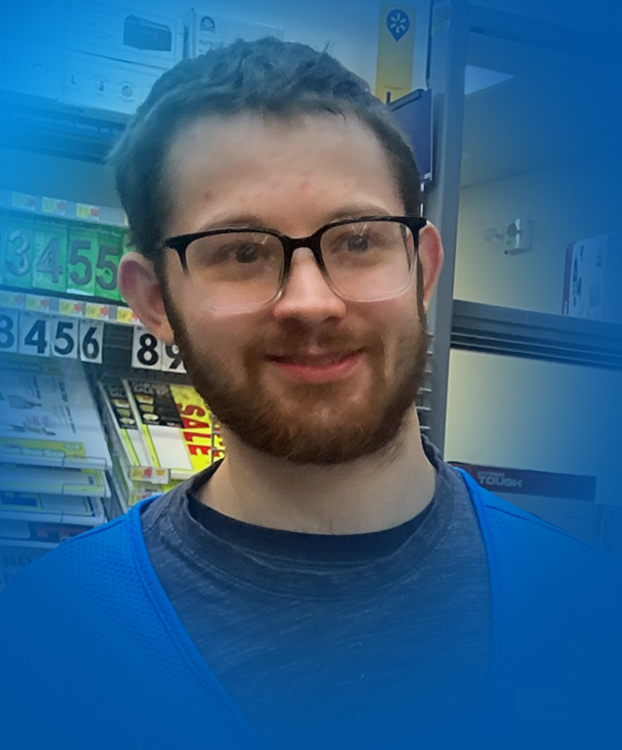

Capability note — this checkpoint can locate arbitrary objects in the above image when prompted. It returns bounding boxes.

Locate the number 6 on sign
[79,319,104,364]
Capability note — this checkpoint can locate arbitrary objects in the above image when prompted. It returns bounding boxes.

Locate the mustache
[248,327,383,358]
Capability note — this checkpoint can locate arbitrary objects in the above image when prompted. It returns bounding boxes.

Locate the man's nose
[272,248,347,324]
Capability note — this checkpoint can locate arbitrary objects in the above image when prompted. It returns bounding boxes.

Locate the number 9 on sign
[162,343,186,373]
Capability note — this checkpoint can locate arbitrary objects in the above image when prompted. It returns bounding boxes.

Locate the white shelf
[451,300,622,370]
[0,187,127,228]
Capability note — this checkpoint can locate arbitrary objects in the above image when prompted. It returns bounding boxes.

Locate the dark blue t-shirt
[141,437,492,749]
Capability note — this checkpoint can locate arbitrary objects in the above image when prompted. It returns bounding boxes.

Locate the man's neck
[198,409,437,535]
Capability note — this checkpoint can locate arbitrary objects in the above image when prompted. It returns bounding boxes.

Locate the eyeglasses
[159,216,427,312]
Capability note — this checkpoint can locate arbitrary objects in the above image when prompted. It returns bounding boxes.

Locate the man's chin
[224,392,411,465]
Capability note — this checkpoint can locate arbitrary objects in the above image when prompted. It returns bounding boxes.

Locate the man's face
[145,113,439,464]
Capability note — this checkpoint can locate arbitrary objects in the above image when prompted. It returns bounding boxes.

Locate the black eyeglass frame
[158,215,428,304]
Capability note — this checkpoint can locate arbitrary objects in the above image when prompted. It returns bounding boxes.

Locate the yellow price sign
[117,307,138,325]
[375,3,417,104]
[59,299,84,317]
[25,295,51,313]
[76,203,100,221]
[0,291,24,309]
[42,197,66,216]
[11,192,36,210]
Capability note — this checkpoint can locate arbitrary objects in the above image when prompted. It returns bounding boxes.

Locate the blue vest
[1,469,620,750]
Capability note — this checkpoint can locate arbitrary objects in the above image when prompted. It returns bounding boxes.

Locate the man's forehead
[167,110,389,170]
[163,111,402,236]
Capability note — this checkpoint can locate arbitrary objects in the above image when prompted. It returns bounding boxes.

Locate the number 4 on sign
[18,312,50,357]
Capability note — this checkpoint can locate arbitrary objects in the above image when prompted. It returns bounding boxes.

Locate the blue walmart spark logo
[387,9,410,41]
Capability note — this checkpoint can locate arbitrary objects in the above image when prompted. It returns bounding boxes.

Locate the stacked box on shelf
[97,378,176,514]
[0,353,112,567]
[96,376,225,512]
[125,380,225,478]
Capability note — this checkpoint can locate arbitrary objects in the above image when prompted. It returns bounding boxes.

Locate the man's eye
[211,243,261,264]
[346,234,372,253]
[233,244,260,263]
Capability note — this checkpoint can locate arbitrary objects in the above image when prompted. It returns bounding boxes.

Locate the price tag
[85,303,110,320]
[51,317,79,359]
[0,309,19,353]
[116,306,139,325]
[76,203,100,221]
[3,218,35,290]
[78,319,104,364]
[59,299,85,318]
[18,312,51,357]
[0,291,25,309]
[25,295,51,313]
[41,197,66,217]
[161,343,186,373]
[66,228,98,296]
[132,327,162,370]
[32,221,68,293]
[11,192,36,211]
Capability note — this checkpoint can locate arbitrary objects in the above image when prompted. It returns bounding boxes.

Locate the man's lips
[265,350,363,383]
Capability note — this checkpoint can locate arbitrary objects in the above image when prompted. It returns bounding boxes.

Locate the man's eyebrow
[195,204,394,233]
[196,213,273,232]
[323,204,394,223]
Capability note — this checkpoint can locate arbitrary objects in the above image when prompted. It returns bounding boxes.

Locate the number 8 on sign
[132,327,162,370]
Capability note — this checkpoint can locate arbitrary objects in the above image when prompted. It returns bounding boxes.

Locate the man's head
[114,38,443,465]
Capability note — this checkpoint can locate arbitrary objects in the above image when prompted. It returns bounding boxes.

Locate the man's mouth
[265,350,363,383]
[269,352,356,366]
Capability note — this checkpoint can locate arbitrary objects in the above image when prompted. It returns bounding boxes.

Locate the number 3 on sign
[79,320,104,364]
[0,310,19,353]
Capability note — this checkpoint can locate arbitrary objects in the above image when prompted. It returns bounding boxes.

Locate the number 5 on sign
[79,320,104,364]
[51,318,78,359]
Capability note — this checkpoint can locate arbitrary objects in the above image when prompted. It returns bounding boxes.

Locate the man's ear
[118,252,175,345]
[417,223,444,312]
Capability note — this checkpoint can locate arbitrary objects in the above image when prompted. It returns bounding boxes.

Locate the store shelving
[451,300,622,371]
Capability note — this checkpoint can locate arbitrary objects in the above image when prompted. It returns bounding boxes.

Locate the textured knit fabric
[0,466,621,750]
[140,438,492,749]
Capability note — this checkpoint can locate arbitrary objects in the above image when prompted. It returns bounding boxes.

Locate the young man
[1,39,620,750]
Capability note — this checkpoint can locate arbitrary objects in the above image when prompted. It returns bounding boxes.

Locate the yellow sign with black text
[375,3,417,104]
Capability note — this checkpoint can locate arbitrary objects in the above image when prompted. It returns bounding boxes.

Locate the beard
[163,276,429,466]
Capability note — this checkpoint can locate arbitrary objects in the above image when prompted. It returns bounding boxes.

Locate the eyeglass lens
[183,220,416,310]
